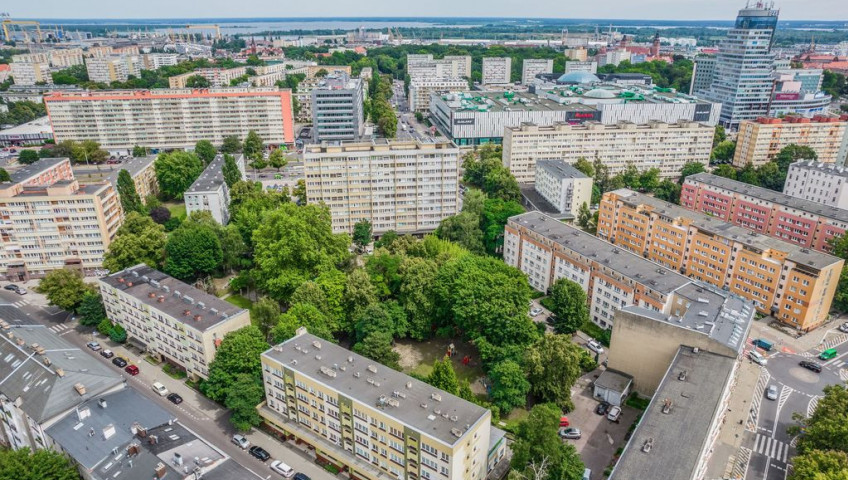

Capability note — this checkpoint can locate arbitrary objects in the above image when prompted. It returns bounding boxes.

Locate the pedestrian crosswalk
[819,334,848,352]
[48,323,72,334]
[11,300,28,308]
[753,434,790,463]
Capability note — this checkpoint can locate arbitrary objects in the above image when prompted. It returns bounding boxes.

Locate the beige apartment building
[307,65,351,78]
[481,57,511,85]
[733,115,848,167]
[168,67,248,88]
[86,55,142,83]
[303,140,459,234]
[99,265,251,380]
[599,189,843,331]
[44,87,295,151]
[408,79,469,112]
[503,120,713,183]
[0,158,122,280]
[49,48,85,68]
[407,55,471,81]
[105,155,159,199]
[259,329,501,480]
[10,61,51,85]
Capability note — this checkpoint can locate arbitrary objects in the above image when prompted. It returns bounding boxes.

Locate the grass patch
[323,464,340,475]
[144,355,161,366]
[164,201,187,220]
[625,392,650,410]
[500,407,530,435]
[580,320,611,347]
[225,294,254,310]
[530,290,546,299]
[163,363,187,380]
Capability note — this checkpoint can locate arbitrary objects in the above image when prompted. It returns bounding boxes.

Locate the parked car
[124,364,139,376]
[232,434,250,449]
[152,382,169,397]
[3,284,26,295]
[529,307,543,317]
[586,339,604,355]
[819,348,838,361]
[294,473,311,480]
[752,338,773,351]
[249,446,271,462]
[839,322,848,333]
[559,427,582,439]
[167,393,183,405]
[270,461,295,477]
[766,385,778,401]
[595,401,610,416]
[100,349,114,359]
[582,468,592,480]
[799,360,823,373]
[607,406,622,422]
[559,416,569,427]
[112,357,128,368]
[749,350,768,366]
[86,341,101,352]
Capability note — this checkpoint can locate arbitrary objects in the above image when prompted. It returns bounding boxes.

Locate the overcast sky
[11,0,848,20]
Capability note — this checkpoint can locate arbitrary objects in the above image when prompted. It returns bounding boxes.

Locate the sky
[10,0,848,21]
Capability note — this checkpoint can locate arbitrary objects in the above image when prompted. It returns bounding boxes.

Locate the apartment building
[564,61,598,74]
[733,115,848,167]
[184,154,245,224]
[259,329,498,480]
[99,264,251,380]
[407,54,471,81]
[44,88,295,151]
[408,79,469,112]
[106,156,159,200]
[48,48,85,68]
[521,59,553,85]
[142,53,179,70]
[503,120,713,183]
[443,55,472,78]
[311,74,365,142]
[0,158,122,280]
[168,67,247,88]
[86,46,114,58]
[599,189,843,331]
[481,57,511,85]
[534,160,593,216]
[10,61,51,85]
[784,161,848,209]
[689,56,716,95]
[86,55,142,83]
[303,140,459,235]
[564,47,589,61]
[307,65,351,78]
[681,173,848,254]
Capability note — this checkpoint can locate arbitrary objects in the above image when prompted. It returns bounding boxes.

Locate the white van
[582,468,592,480]
[749,350,768,366]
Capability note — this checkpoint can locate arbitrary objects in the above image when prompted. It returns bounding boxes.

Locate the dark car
[595,401,610,416]
[799,360,823,373]
[294,473,311,480]
[112,357,128,368]
[167,393,183,405]
[3,284,26,294]
[249,446,271,462]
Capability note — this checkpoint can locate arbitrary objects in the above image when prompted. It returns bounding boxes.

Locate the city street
[0,286,336,480]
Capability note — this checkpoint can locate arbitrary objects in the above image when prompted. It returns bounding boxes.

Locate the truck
[752,338,773,352]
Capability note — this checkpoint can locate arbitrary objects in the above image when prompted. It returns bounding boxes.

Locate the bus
[818,348,838,361]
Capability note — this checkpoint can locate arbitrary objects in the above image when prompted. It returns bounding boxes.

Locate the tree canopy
[510,403,586,480]
[201,326,269,403]
[154,151,205,199]
[37,269,95,312]
[0,447,82,480]
[103,212,167,271]
[116,169,145,215]
[164,219,223,281]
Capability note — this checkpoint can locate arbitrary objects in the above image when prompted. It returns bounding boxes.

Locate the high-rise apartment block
[99,264,252,380]
[689,56,716,95]
[184,154,245,224]
[311,73,365,142]
[142,53,179,70]
[481,57,511,85]
[681,173,848,254]
[503,120,713,183]
[408,79,469,112]
[307,65,351,78]
[564,47,589,61]
[259,329,501,480]
[44,88,295,151]
[168,67,247,88]
[521,59,553,85]
[599,189,842,331]
[733,115,848,167]
[406,54,470,81]
[303,140,459,234]
[564,61,598,74]
[0,158,122,280]
[784,161,848,210]
[533,160,593,216]
[9,61,51,85]
[86,55,141,83]
[48,48,85,68]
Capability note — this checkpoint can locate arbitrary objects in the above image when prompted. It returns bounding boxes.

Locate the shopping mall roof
[436,91,597,114]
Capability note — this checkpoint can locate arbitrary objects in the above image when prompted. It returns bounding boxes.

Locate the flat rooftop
[105,156,156,185]
[686,172,848,225]
[0,116,52,137]
[610,188,843,270]
[538,83,716,106]
[8,157,68,184]
[536,160,590,181]
[99,264,245,332]
[437,91,598,114]
[611,346,736,480]
[186,154,228,194]
[264,331,490,446]
[788,160,848,179]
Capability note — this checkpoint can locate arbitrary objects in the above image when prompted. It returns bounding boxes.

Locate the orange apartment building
[733,115,848,168]
[598,189,843,331]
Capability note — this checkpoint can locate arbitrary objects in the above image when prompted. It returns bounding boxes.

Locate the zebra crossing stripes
[753,434,790,463]
[818,334,848,352]
[48,323,71,334]
[11,300,28,308]
[747,369,770,432]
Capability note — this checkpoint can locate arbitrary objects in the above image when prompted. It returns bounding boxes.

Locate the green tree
[194,139,217,165]
[77,291,106,326]
[18,149,39,164]
[109,323,127,343]
[757,161,785,191]
[654,180,681,204]
[547,278,588,334]
[638,168,660,192]
[132,145,148,157]
[711,140,736,163]
[0,168,11,182]
[365,251,403,299]
[791,382,848,455]
[345,268,378,332]
[221,135,242,154]
[37,269,94,312]
[524,334,584,411]
[489,360,529,412]
[293,179,307,204]
[116,169,144,214]
[713,164,738,180]
[164,222,223,281]
[71,140,108,164]
[511,403,585,480]
[572,157,594,178]
[790,450,848,480]
[268,149,288,170]
[481,198,525,255]
[462,189,488,217]
[201,326,268,403]
[774,144,817,171]
[353,219,373,249]
[243,130,264,161]
[738,163,761,186]
[103,212,167,271]
[222,153,242,188]
[399,257,439,340]
[0,447,82,480]
[483,166,521,202]
[225,373,265,432]
[185,74,211,88]
[353,331,400,369]
[576,203,592,231]
[827,233,848,312]
[354,302,407,343]
[678,161,707,184]
[154,151,205,199]
[436,212,485,254]
[713,125,727,148]
[427,357,461,395]
[252,296,280,339]
[272,303,334,342]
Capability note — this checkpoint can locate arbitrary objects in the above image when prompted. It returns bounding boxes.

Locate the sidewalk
[748,315,845,355]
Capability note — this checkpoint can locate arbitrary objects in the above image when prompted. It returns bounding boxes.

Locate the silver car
[559,427,582,440]
[766,385,778,401]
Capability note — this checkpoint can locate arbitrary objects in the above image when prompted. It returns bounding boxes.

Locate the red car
[124,365,139,376]
[559,416,569,427]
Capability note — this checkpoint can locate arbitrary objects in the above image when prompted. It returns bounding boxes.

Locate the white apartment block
[408,79,469,112]
[0,158,122,280]
[444,55,472,78]
[521,59,553,85]
[784,160,848,210]
[564,61,598,74]
[48,48,85,68]
[184,154,245,224]
[303,140,460,234]
[482,57,511,85]
[534,160,593,216]
[597,50,631,67]
[44,88,295,151]
[259,329,499,480]
[10,61,51,85]
[733,116,848,167]
[168,67,247,88]
[85,46,114,58]
[407,54,471,81]
[142,53,179,69]
[503,120,713,183]
[99,265,251,380]
[564,47,589,61]
[86,55,141,83]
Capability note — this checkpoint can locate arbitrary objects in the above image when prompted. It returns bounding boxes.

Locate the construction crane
[1,17,43,43]
[184,24,221,40]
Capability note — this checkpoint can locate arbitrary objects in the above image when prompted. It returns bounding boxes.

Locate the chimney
[194,315,202,322]
[148,292,156,298]
[183,310,191,316]
[154,462,167,479]
[157,296,165,303]
[74,383,86,395]
[55,367,65,377]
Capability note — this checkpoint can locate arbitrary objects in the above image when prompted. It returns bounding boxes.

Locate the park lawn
[224,294,254,310]
[164,201,186,220]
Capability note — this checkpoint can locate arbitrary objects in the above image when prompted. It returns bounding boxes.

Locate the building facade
[10,61,51,85]
[689,56,716,95]
[521,59,553,85]
[44,88,295,151]
[259,329,494,480]
[599,189,843,331]
[733,116,848,167]
[99,264,252,380]
[105,155,159,199]
[681,173,848,254]
[142,53,179,70]
[168,67,248,88]
[564,61,598,74]
[407,55,470,81]
[408,79,469,112]
[184,154,245,224]
[533,160,593,216]
[503,120,713,183]
[311,74,365,142]
[303,140,459,235]
[86,55,141,84]
[481,57,511,85]
[0,158,122,280]
[784,161,848,210]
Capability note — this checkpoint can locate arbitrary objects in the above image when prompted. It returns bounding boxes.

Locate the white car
[232,434,250,449]
[586,339,605,355]
[749,350,768,366]
[152,382,169,397]
[529,307,543,317]
[270,460,295,477]
[607,405,622,422]
[766,385,778,401]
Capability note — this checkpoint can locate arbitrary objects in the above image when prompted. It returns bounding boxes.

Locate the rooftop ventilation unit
[320,366,337,378]
[183,295,194,305]
[431,393,442,402]
[353,372,360,377]
[312,341,322,350]
[196,301,205,310]
[367,365,377,373]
